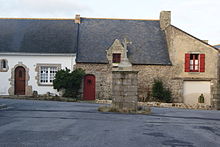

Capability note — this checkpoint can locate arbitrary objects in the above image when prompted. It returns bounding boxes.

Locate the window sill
[38,83,53,86]
[187,72,203,74]
[0,69,8,72]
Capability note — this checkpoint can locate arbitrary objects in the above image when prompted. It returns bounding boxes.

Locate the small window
[185,53,205,72]
[40,66,58,84]
[112,53,121,63]
[0,59,8,72]
[2,60,6,69]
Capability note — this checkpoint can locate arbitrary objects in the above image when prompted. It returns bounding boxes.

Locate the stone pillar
[112,71,138,111]
[213,55,220,110]
[213,89,220,110]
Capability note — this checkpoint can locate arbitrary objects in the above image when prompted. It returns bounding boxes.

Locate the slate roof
[0,19,77,54]
[0,17,171,65]
[214,44,220,49]
[76,18,171,65]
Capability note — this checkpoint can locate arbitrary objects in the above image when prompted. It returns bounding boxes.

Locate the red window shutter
[200,54,205,72]
[185,53,190,72]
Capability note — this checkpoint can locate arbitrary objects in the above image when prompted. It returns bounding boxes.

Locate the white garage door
[183,81,211,105]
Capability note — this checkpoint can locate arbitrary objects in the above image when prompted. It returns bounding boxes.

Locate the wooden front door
[83,75,96,100]
[15,66,26,95]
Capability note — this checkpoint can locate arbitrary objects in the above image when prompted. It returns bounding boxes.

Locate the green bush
[53,68,85,98]
[152,79,172,103]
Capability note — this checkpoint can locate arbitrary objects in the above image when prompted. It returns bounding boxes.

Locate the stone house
[75,12,220,109]
[0,19,77,96]
[0,11,219,109]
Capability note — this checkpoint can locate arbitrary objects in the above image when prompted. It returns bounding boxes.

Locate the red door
[83,75,96,100]
[15,66,26,95]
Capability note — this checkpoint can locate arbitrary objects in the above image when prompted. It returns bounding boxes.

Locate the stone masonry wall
[132,65,182,102]
[75,63,112,99]
[76,63,182,102]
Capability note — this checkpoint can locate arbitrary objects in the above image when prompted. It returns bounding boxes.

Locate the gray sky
[0,0,219,45]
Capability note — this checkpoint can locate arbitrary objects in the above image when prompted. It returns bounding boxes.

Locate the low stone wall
[96,99,213,110]
[96,99,112,104]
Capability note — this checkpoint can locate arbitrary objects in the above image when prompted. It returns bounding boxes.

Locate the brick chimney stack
[160,11,171,30]
[75,14,80,24]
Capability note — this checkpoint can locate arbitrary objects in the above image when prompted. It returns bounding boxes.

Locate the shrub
[53,68,85,98]
[152,79,172,103]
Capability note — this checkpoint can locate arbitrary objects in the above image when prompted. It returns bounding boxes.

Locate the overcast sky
[0,0,219,45]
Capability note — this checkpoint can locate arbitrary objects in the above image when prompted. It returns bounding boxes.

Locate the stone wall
[75,63,112,99]
[132,65,182,102]
[165,25,219,79]
[76,63,182,102]
[76,60,219,108]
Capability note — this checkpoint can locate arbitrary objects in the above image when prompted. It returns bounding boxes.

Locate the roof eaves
[213,44,220,47]
[0,18,75,20]
[0,52,76,56]
[76,61,108,64]
[80,17,159,21]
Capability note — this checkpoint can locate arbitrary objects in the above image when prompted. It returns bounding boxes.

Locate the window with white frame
[40,66,58,84]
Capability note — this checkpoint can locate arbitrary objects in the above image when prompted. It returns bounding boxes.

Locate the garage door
[183,81,211,105]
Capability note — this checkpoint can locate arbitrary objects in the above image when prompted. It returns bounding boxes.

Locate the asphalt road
[0,98,220,147]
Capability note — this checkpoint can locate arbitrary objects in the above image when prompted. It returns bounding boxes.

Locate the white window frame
[36,64,61,86]
[40,66,58,85]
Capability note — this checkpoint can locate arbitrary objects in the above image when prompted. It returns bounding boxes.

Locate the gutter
[0,52,76,56]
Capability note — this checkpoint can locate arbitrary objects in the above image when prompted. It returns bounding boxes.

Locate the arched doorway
[15,66,26,95]
[83,75,96,100]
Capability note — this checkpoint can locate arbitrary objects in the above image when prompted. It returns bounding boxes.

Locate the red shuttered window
[185,53,205,72]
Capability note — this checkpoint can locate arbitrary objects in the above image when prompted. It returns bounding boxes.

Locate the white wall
[0,54,75,95]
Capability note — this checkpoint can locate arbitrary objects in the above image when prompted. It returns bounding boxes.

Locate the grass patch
[98,105,151,114]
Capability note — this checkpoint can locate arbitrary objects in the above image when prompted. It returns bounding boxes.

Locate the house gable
[106,39,124,65]
[164,24,219,79]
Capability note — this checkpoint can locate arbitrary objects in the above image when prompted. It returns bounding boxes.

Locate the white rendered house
[0,18,77,96]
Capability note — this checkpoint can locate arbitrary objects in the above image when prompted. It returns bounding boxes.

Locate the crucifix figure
[122,38,132,59]
[118,38,132,70]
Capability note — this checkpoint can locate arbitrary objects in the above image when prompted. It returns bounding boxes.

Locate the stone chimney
[75,14,80,24]
[160,11,171,30]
